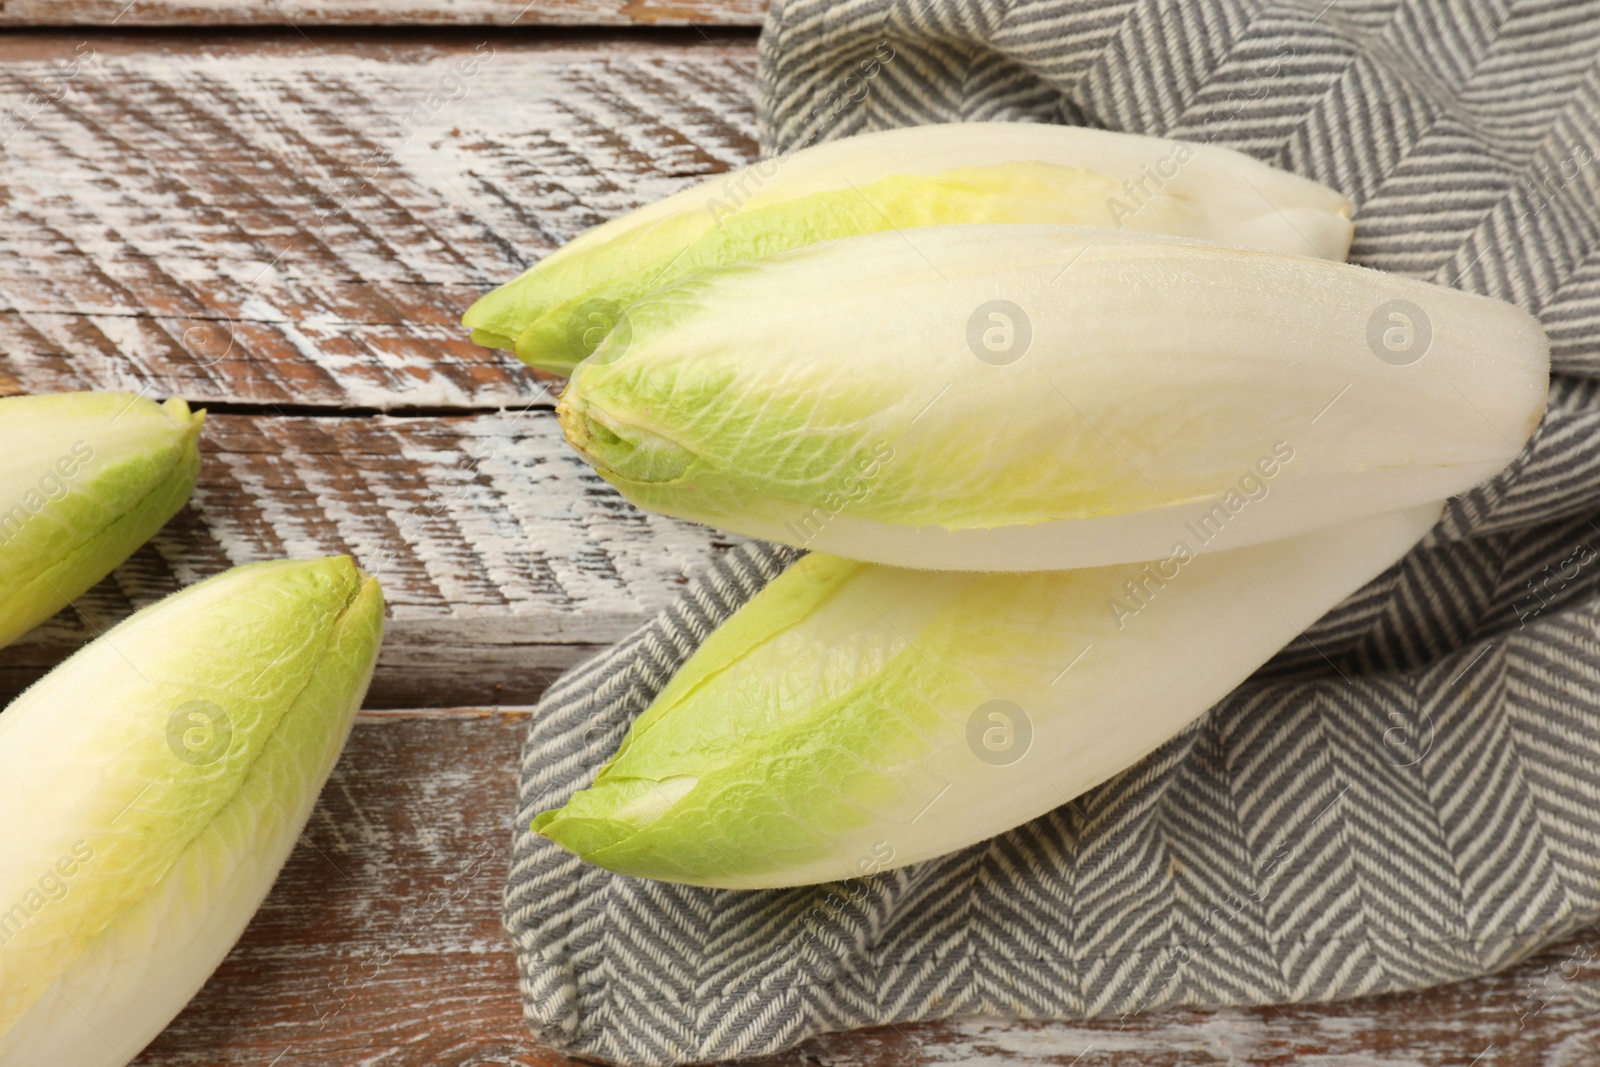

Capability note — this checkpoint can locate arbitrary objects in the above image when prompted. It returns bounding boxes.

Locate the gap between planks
[0,0,770,28]
[0,409,743,708]
[356,705,533,721]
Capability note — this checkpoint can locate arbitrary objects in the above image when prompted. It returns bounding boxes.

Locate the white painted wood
[0,34,759,408]
[0,0,767,26]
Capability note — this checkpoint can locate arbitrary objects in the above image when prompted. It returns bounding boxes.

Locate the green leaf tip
[0,390,207,649]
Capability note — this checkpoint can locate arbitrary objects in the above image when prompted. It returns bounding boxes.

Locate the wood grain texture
[131,715,1600,1067]
[0,32,759,409]
[0,409,737,706]
[0,0,768,27]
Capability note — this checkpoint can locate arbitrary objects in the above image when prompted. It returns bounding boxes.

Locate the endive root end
[557,393,695,484]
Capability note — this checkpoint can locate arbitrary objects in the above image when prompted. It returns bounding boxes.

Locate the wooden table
[1,8,1597,1065]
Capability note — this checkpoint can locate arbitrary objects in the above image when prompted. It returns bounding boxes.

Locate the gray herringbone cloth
[504,2,1600,1062]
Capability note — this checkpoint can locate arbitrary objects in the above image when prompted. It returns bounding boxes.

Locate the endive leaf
[464,122,1354,374]
[0,392,204,648]
[0,557,384,1066]
[559,225,1548,571]
[535,503,1440,888]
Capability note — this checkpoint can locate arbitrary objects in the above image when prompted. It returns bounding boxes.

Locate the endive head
[0,391,205,648]
[534,502,1440,888]
[556,225,1548,572]
[532,551,1099,886]
[0,557,384,1048]
[463,122,1353,374]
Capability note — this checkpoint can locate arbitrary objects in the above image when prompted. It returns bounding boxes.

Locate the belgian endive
[0,392,204,648]
[463,122,1354,373]
[0,557,384,1067]
[535,503,1439,888]
[558,225,1549,571]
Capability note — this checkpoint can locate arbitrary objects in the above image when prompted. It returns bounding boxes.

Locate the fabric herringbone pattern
[505,2,1600,1062]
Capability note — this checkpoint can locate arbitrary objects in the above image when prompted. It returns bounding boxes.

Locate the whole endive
[558,225,1549,571]
[535,504,1438,888]
[463,122,1354,374]
[0,392,204,648]
[0,557,384,1067]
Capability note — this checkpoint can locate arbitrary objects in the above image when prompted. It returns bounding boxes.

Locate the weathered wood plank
[0,33,759,408]
[0,0,768,27]
[132,715,1600,1066]
[0,410,737,707]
